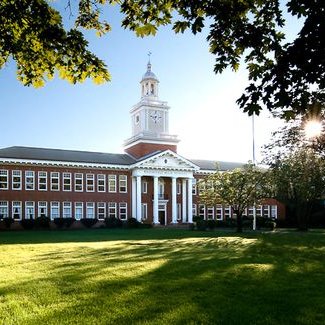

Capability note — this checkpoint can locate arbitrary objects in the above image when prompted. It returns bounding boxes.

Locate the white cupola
[140,61,159,98]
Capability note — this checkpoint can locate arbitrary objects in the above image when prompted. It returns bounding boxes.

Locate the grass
[1,228,325,324]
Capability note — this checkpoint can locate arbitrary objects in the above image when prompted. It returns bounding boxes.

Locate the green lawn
[1,228,325,324]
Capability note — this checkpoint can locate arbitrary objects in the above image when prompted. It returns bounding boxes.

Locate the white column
[136,176,142,222]
[182,179,187,223]
[171,177,177,223]
[187,178,193,223]
[132,177,136,219]
[153,176,159,224]
[253,204,256,231]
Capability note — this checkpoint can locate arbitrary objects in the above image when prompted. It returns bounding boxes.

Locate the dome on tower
[141,62,159,82]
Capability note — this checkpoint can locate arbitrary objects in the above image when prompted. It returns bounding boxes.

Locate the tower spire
[147,51,152,71]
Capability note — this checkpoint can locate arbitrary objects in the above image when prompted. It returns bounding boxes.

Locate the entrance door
[158,203,167,225]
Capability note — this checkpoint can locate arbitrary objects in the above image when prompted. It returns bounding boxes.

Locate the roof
[141,62,158,82]
[190,159,245,171]
[0,146,136,165]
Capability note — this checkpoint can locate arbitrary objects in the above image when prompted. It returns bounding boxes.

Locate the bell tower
[124,59,179,159]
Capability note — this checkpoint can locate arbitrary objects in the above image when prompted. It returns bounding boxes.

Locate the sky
[0,2,302,163]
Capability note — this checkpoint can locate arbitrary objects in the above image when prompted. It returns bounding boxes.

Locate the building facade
[0,62,285,224]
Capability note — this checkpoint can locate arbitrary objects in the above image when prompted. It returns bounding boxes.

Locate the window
[216,205,223,220]
[63,173,71,191]
[192,179,197,195]
[63,202,72,218]
[142,181,148,194]
[0,201,8,219]
[108,175,116,192]
[119,203,127,220]
[108,202,117,218]
[97,174,106,192]
[0,170,8,190]
[38,201,47,217]
[86,202,95,218]
[50,202,60,219]
[271,205,278,219]
[51,172,60,191]
[207,207,214,220]
[97,202,106,220]
[75,173,83,192]
[177,203,182,221]
[12,170,22,190]
[142,203,147,220]
[75,202,83,220]
[262,205,270,218]
[12,201,22,220]
[86,174,94,192]
[248,206,254,218]
[119,175,127,193]
[25,202,35,219]
[199,204,206,219]
[192,204,197,216]
[256,205,262,218]
[38,171,47,191]
[224,206,232,219]
[25,171,35,190]
[177,182,181,195]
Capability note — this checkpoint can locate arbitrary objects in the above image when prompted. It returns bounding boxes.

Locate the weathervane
[148,51,152,63]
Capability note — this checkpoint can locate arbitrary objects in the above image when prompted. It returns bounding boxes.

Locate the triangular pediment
[132,150,199,171]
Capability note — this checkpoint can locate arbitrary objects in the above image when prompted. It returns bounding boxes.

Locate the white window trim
[119,175,128,193]
[0,201,9,219]
[97,202,106,220]
[86,202,95,219]
[108,175,117,193]
[50,201,60,220]
[63,172,72,192]
[12,201,22,220]
[142,203,147,220]
[25,171,35,191]
[75,202,83,220]
[86,174,95,192]
[50,172,60,191]
[0,170,8,190]
[75,173,83,192]
[25,201,35,220]
[142,181,148,194]
[119,202,127,220]
[63,202,72,219]
[12,170,22,190]
[38,171,47,191]
[97,174,106,192]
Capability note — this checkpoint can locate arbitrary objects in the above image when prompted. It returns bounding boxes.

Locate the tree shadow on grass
[1,232,325,324]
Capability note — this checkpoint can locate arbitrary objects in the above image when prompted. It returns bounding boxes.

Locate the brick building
[0,61,284,224]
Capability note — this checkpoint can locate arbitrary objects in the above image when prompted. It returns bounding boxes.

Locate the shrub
[215,220,227,227]
[80,218,98,228]
[53,217,76,228]
[20,219,35,230]
[104,217,123,228]
[138,223,152,229]
[188,223,195,231]
[193,215,202,223]
[126,217,140,229]
[2,217,14,229]
[35,216,51,229]
[265,220,277,230]
[207,219,217,230]
[224,218,237,228]
[196,219,207,231]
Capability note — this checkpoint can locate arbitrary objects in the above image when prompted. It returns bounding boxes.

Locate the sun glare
[304,120,322,139]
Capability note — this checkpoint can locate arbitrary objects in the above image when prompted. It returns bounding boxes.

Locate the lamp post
[252,113,257,231]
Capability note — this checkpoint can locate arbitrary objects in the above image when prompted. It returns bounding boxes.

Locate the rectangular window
[192,204,197,216]
[86,202,95,218]
[199,204,206,219]
[0,170,8,190]
[86,174,95,192]
[50,172,60,191]
[50,202,60,219]
[271,205,278,219]
[25,171,35,190]
[25,201,35,219]
[262,205,270,218]
[75,173,83,192]
[63,202,72,218]
[192,179,197,195]
[142,203,147,220]
[38,171,47,191]
[63,172,72,191]
[119,202,127,220]
[224,206,232,219]
[38,201,47,217]
[256,205,262,217]
[142,181,148,194]
[177,203,182,221]
[0,201,9,219]
[177,182,181,195]
[97,202,106,220]
[75,202,83,220]
[207,207,214,220]
[12,170,22,190]
[108,175,116,192]
[97,174,106,192]
[216,204,223,220]
[12,201,22,220]
[248,206,254,218]
[108,202,117,218]
[119,175,127,193]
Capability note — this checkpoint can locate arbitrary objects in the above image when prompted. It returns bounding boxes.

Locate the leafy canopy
[0,0,324,118]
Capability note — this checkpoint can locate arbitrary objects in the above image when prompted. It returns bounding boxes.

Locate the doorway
[158,203,167,225]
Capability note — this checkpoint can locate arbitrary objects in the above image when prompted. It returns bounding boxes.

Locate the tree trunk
[236,211,243,233]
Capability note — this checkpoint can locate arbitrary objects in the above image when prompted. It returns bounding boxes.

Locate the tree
[263,108,325,164]
[0,1,324,119]
[270,149,325,230]
[199,163,270,232]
